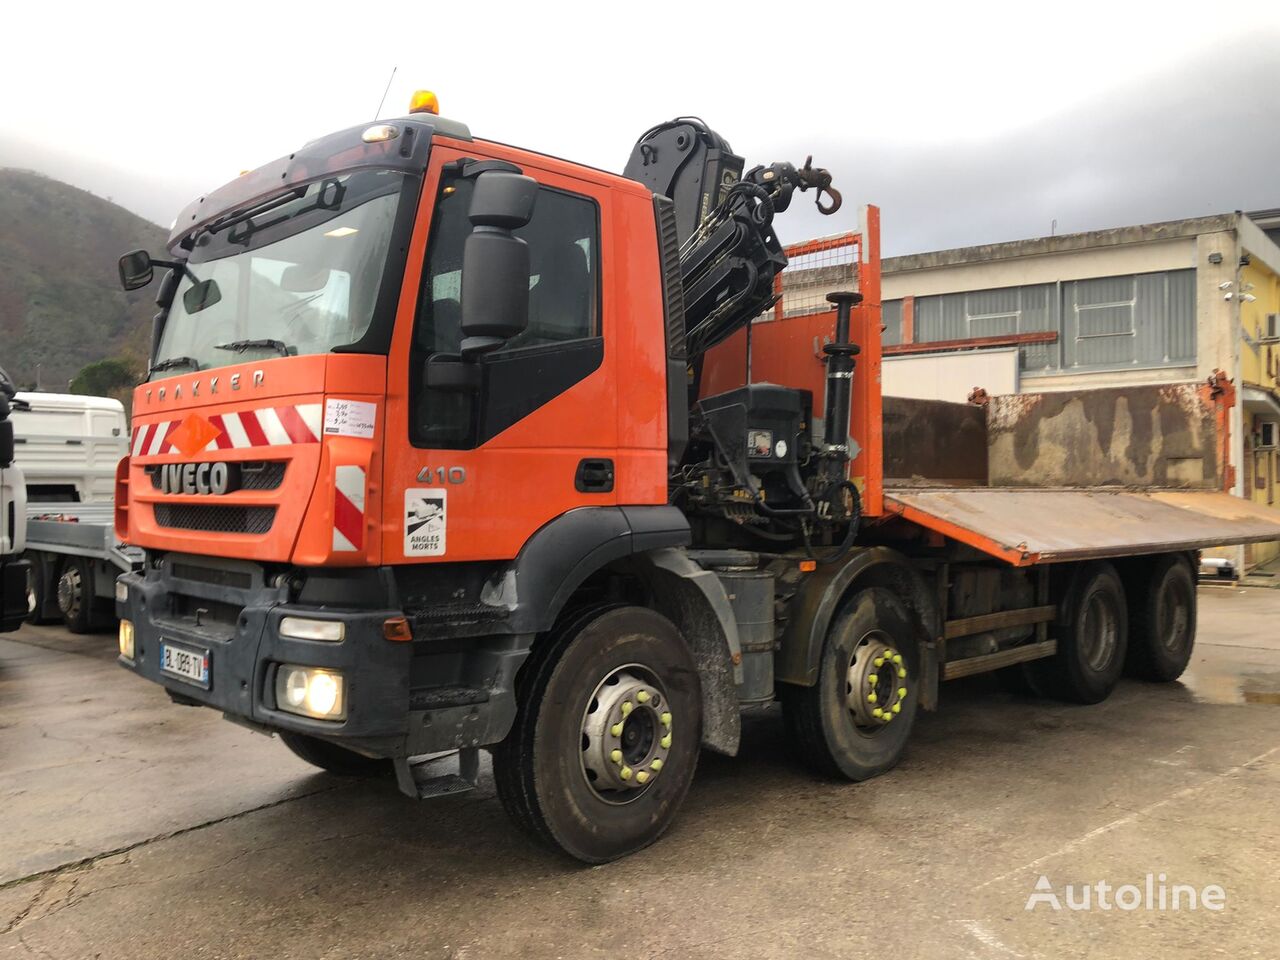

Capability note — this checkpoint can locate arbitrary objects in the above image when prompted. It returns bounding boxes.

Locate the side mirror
[460,172,537,357]
[182,278,223,315]
[118,250,154,291]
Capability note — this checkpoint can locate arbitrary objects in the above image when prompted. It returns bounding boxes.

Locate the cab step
[393,747,480,800]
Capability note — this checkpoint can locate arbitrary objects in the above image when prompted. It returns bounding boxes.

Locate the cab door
[382,142,619,563]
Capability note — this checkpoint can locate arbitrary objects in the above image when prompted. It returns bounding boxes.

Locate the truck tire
[784,587,919,781]
[1031,561,1128,704]
[57,557,102,634]
[278,732,391,777]
[491,605,701,864]
[1125,554,1196,682]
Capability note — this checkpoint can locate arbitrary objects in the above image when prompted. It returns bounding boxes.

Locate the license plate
[160,640,210,688]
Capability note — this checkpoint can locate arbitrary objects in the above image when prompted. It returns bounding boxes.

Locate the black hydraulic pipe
[822,291,862,457]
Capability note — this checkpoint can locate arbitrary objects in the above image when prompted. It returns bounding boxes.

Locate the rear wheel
[785,588,919,781]
[492,605,701,864]
[1126,554,1196,682]
[279,731,391,777]
[57,557,102,634]
[1031,562,1127,704]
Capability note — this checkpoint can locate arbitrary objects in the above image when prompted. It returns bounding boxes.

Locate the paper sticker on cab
[404,488,446,556]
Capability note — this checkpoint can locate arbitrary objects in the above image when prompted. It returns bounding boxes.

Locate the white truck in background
[12,392,140,632]
[0,368,31,633]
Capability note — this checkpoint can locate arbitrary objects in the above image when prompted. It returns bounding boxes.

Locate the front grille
[154,504,275,534]
[147,461,285,491]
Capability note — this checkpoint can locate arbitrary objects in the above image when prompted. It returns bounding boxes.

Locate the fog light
[275,665,346,721]
[279,616,345,642]
[115,580,129,603]
[118,620,135,660]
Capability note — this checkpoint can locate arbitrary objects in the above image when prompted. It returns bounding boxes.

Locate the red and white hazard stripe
[332,465,366,552]
[130,403,323,456]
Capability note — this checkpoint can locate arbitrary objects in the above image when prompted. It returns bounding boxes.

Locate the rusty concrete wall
[883,396,988,485]
[986,383,1218,488]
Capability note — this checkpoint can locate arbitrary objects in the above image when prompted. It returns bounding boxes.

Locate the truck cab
[0,368,30,633]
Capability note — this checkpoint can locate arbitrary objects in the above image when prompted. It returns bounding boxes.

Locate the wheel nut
[892,702,901,714]
[650,758,663,771]
[872,707,883,718]
[867,692,877,703]
[660,712,672,728]
[637,691,651,703]
[874,657,884,668]
[867,673,878,685]
[660,734,672,749]
[892,654,903,665]
[898,687,907,698]
[883,712,894,723]
[621,701,633,716]
[610,749,623,763]
[636,771,650,784]
[898,668,907,679]
[610,722,624,737]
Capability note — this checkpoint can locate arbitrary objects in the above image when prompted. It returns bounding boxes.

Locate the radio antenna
[373,66,397,120]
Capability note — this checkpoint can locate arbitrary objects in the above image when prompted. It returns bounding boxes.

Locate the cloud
[3,30,1277,259]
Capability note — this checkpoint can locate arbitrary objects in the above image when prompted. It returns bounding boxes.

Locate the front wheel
[492,605,702,864]
[784,587,919,781]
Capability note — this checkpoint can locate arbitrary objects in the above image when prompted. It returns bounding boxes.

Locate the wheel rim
[1157,573,1192,654]
[57,567,83,619]
[1081,589,1119,671]
[845,631,909,733]
[579,664,674,805]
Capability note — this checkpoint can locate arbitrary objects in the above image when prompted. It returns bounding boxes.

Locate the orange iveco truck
[114,93,1280,862]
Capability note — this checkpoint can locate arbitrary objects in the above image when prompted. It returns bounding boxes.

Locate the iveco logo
[159,462,241,495]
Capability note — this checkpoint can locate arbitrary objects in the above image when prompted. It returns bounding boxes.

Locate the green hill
[0,168,167,390]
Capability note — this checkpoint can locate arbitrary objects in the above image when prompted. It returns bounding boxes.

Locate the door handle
[575,458,615,493]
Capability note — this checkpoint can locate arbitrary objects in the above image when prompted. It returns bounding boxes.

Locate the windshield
[153,169,407,374]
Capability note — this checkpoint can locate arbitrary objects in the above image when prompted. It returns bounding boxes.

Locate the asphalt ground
[2,584,1277,959]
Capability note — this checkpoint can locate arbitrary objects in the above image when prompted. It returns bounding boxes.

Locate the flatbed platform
[884,487,1280,566]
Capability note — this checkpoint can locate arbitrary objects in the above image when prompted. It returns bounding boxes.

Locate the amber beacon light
[408,90,440,115]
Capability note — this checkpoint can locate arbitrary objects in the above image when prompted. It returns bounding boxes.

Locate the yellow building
[1239,246,1280,567]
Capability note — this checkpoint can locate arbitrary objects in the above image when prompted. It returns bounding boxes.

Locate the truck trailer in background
[13,392,139,631]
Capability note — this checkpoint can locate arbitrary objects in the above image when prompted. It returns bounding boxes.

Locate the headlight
[279,616,345,642]
[115,580,129,603]
[118,620,135,660]
[275,665,346,721]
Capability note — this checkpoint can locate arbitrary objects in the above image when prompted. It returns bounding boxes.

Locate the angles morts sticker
[404,488,446,556]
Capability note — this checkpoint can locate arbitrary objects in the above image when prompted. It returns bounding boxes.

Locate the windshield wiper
[215,339,290,357]
[150,356,199,373]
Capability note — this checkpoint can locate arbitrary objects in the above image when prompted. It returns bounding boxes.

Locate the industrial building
[877,212,1280,571]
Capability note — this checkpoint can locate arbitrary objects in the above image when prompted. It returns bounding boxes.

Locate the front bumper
[116,554,527,759]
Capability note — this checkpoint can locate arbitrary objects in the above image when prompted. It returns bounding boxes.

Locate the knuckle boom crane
[626,118,858,558]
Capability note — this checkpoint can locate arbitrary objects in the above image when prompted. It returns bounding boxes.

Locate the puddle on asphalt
[1177,669,1280,706]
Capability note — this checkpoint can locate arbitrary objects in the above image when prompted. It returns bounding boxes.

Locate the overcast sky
[4,1,1279,256]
